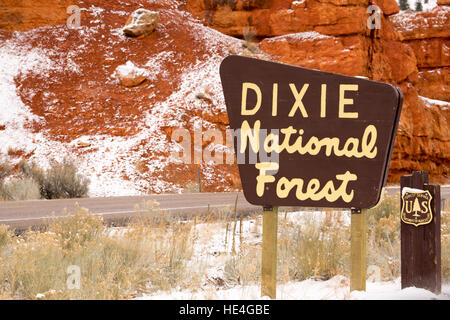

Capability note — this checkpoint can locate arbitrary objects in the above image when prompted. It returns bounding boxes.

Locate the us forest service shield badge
[401,189,433,227]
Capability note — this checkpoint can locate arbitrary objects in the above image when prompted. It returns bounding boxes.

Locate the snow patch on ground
[136,210,449,300]
[139,276,450,300]
[145,51,174,81]
[0,37,68,165]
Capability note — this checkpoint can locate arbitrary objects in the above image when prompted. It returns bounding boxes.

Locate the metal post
[197,164,201,193]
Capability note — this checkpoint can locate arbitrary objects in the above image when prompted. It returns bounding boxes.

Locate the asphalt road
[0,192,259,232]
[0,186,448,232]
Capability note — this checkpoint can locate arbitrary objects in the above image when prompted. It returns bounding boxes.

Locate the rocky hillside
[0,0,448,196]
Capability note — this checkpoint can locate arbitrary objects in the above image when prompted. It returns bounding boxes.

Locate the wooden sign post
[350,208,367,291]
[261,206,278,299]
[400,171,441,294]
[220,55,403,298]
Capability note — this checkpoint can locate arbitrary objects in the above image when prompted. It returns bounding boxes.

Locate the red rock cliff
[187,0,450,183]
[0,0,72,31]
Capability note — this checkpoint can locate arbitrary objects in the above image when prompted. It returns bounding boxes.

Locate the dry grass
[0,194,447,300]
[0,177,41,201]
[221,193,448,286]
[366,193,401,280]
[0,203,199,299]
[224,245,261,286]
[278,210,350,283]
[442,207,449,282]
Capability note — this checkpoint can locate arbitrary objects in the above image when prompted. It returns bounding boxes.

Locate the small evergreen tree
[399,0,410,10]
[415,0,423,11]
[412,198,421,217]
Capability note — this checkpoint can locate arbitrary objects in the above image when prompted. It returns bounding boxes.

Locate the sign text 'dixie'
[220,56,403,209]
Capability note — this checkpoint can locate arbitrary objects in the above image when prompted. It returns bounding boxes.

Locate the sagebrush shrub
[20,159,89,199]
[0,161,12,200]
[1,177,41,201]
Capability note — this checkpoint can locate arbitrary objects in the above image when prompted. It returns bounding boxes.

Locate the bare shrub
[1,177,41,201]
[48,203,105,250]
[242,27,259,53]
[20,159,89,199]
[0,161,12,200]
[0,161,11,180]
[366,191,399,221]
[129,200,199,291]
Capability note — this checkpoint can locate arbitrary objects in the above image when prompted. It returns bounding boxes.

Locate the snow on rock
[420,95,450,110]
[115,61,148,87]
[390,5,449,39]
[263,31,332,44]
[291,0,306,8]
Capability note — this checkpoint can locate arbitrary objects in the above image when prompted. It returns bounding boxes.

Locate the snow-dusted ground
[0,6,246,197]
[138,276,450,300]
[135,210,449,300]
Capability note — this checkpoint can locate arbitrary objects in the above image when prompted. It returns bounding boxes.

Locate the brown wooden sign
[401,189,433,227]
[220,55,403,209]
